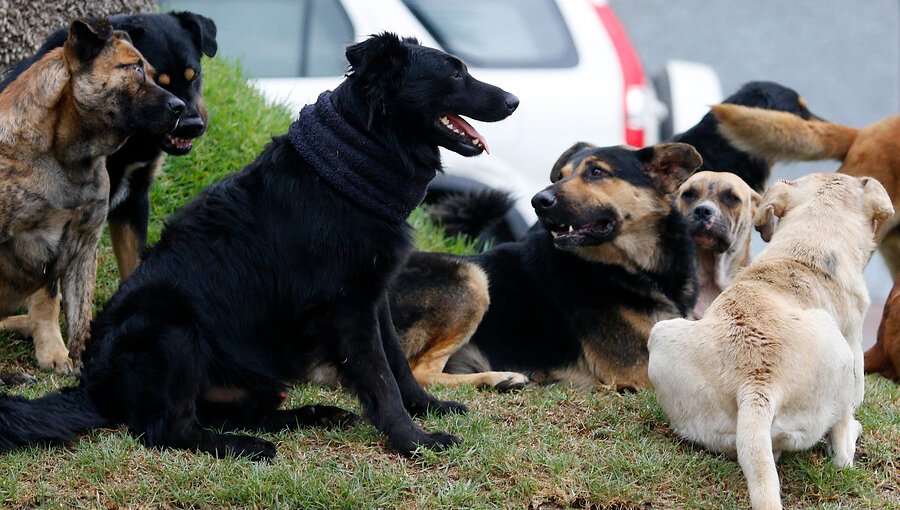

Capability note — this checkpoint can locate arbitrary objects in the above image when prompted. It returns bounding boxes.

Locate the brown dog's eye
[721,191,741,207]
[589,166,611,178]
[681,188,697,203]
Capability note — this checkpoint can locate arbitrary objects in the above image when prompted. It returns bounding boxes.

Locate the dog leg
[61,211,106,365]
[0,286,72,373]
[416,370,528,391]
[336,305,459,455]
[199,400,359,433]
[108,190,150,282]
[377,297,468,416]
[736,397,782,510]
[828,408,861,468]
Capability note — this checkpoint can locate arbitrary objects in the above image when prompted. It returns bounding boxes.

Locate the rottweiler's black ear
[173,11,218,57]
[345,33,409,126]
[117,19,145,45]
[67,18,112,63]
[550,142,595,182]
[636,143,702,194]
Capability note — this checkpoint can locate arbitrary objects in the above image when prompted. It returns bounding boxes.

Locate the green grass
[1,59,898,509]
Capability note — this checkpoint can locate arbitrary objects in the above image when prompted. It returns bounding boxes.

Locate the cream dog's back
[649,173,893,510]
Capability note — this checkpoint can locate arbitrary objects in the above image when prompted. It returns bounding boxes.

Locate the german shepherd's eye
[681,188,698,203]
[588,166,612,178]
[721,190,741,207]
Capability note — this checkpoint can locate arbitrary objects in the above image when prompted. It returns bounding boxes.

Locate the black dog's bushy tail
[0,387,107,451]
[429,189,514,240]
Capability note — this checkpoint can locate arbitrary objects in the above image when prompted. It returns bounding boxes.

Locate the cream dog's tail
[712,104,857,163]
[736,391,783,510]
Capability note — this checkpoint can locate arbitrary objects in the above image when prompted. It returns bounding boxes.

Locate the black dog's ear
[345,33,409,126]
[173,11,218,57]
[66,18,112,63]
[117,19,145,45]
[550,142,595,182]
[635,143,702,194]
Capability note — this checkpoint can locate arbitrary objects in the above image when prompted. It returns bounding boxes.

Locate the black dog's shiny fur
[0,12,217,279]
[672,81,818,192]
[0,34,517,458]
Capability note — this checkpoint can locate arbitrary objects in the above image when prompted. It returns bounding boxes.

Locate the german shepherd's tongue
[446,115,489,154]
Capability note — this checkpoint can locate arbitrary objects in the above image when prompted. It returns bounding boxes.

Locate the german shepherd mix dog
[0,19,184,375]
[0,11,218,280]
[390,143,701,391]
[0,33,518,459]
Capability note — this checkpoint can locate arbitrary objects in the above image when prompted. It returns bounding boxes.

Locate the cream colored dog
[675,171,761,318]
[648,173,894,510]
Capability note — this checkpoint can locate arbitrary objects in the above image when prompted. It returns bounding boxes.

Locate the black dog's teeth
[439,116,482,148]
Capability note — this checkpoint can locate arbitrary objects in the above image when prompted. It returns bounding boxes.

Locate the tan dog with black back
[676,171,761,318]
[649,173,893,510]
[0,19,184,375]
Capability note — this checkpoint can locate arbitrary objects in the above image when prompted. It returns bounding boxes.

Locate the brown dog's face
[64,19,184,137]
[532,142,702,250]
[676,171,761,253]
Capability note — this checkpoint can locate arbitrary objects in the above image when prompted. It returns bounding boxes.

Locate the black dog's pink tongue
[447,115,489,154]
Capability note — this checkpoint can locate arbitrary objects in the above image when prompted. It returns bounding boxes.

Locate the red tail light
[593,2,647,147]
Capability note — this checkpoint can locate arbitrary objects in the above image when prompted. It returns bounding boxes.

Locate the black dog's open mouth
[545,218,619,247]
[436,114,488,154]
[161,133,196,155]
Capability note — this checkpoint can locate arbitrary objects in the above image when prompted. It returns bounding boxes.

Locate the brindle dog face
[532,142,702,248]
[64,19,184,137]
[676,171,761,253]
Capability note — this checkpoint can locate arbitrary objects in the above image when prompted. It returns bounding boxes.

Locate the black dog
[671,81,820,192]
[0,11,217,280]
[0,33,518,459]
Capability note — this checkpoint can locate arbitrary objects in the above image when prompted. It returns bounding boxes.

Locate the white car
[163,0,722,237]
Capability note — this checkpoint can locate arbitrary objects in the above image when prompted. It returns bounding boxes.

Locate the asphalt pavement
[611,0,900,346]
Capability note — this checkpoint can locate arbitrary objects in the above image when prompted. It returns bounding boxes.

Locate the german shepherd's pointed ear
[345,33,410,127]
[635,143,702,194]
[550,142,595,182]
[174,12,218,57]
[66,18,113,64]
[860,176,895,237]
[753,179,793,242]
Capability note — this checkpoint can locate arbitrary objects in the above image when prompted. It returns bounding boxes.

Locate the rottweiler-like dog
[0,33,518,459]
[0,19,183,374]
[390,143,701,391]
[0,11,217,279]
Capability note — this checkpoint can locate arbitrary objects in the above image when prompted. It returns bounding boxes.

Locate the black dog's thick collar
[288,91,435,223]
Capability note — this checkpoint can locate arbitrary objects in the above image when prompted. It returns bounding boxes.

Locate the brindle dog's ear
[860,176,895,237]
[635,143,702,194]
[550,142,595,182]
[66,18,112,63]
[345,33,409,127]
[753,180,793,242]
[174,12,218,57]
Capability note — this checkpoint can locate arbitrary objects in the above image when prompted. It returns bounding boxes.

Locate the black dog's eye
[721,191,741,207]
[451,70,463,80]
[681,188,698,203]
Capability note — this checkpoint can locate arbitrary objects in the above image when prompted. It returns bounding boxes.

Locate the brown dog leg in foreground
[864,275,900,382]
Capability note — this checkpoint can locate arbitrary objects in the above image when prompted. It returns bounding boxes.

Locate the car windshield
[402,0,577,68]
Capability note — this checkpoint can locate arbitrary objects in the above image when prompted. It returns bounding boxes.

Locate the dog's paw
[36,351,75,374]
[491,372,529,392]
[0,371,38,386]
[427,398,469,416]
[393,430,461,456]
[216,434,277,461]
[304,405,360,428]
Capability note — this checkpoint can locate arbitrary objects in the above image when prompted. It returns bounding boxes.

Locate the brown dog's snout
[532,189,557,212]
[692,203,718,224]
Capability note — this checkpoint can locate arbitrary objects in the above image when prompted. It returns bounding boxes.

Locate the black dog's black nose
[505,94,520,113]
[693,204,715,220]
[167,97,186,115]
[532,190,557,211]
[175,114,206,138]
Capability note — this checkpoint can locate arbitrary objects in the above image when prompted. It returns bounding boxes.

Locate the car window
[402,0,577,68]
[160,0,353,78]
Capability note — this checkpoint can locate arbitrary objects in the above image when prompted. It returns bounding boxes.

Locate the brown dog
[865,276,900,382]
[675,171,761,318]
[0,19,183,373]
[711,104,900,275]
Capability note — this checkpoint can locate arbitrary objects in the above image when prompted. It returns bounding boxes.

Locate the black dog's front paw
[0,371,38,386]
[301,405,360,428]
[392,430,461,456]
[215,434,277,461]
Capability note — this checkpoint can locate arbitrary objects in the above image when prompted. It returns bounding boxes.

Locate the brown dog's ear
[66,18,112,64]
[635,143,703,194]
[550,142,595,182]
[860,176,895,237]
[753,180,793,242]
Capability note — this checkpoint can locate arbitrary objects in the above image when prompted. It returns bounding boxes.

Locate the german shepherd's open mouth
[543,214,621,246]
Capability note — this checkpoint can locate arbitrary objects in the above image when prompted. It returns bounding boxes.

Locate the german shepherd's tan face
[64,19,184,136]
[532,143,702,253]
